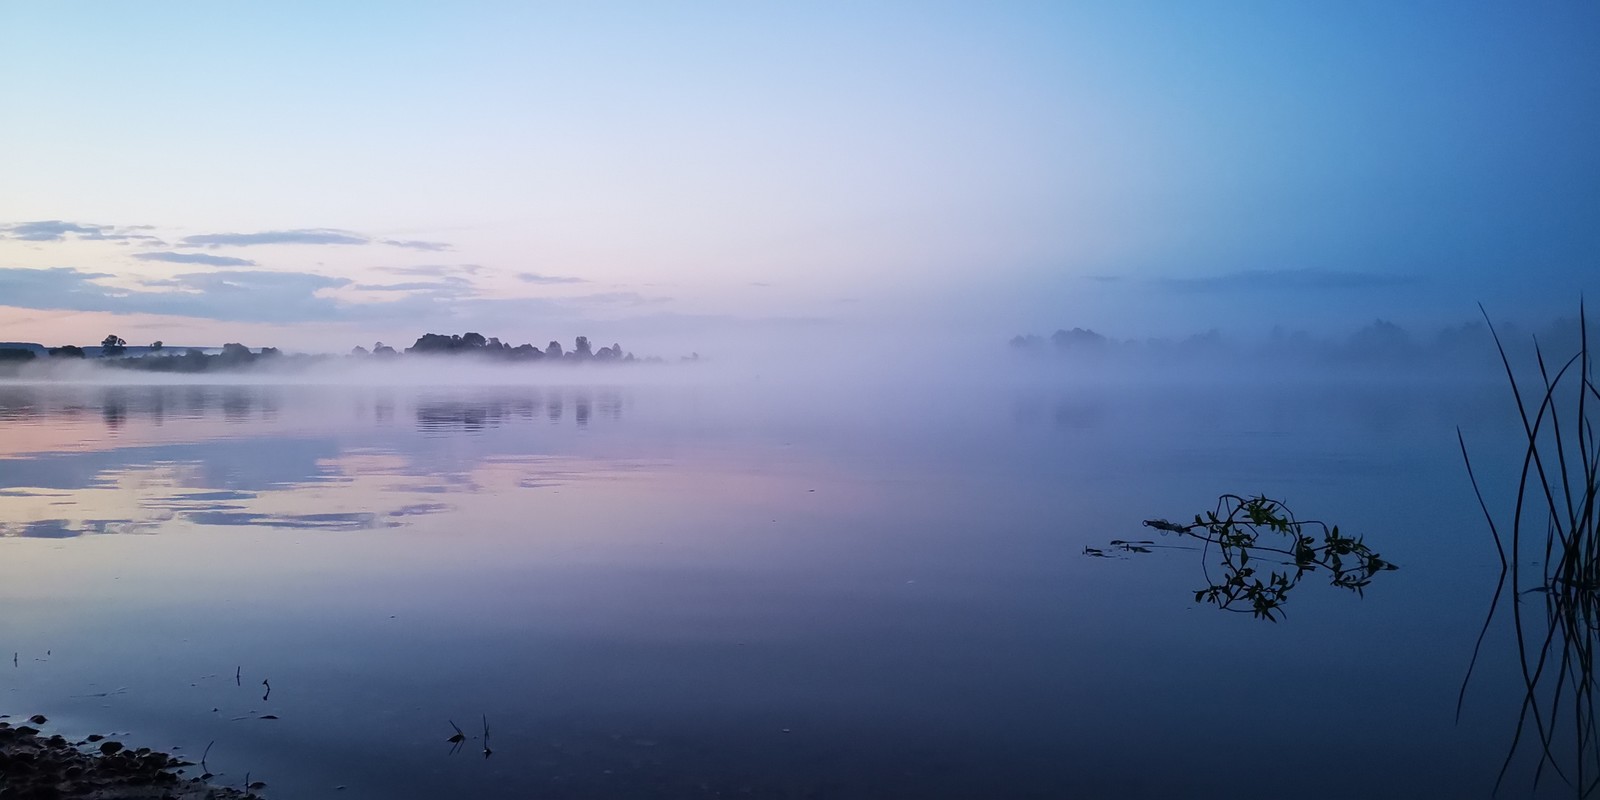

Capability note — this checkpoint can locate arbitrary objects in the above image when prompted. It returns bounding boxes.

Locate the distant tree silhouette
[409,333,459,353]
[1344,319,1414,362]
[546,340,563,358]
[150,340,164,352]
[1432,322,1497,366]
[372,342,398,356]
[1051,328,1108,350]
[409,333,491,353]
[351,345,370,356]
[574,336,592,358]
[101,334,127,356]
[1177,329,1225,353]
[48,345,86,358]
[219,343,254,365]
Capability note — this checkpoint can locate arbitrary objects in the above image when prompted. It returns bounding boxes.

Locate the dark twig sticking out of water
[261,679,270,702]
[447,720,466,755]
[1135,494,1396,621]
[442,716,492,757]
[1458,302,1600,798]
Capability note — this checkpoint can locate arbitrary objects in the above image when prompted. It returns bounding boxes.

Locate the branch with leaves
[1132,494,1397,621]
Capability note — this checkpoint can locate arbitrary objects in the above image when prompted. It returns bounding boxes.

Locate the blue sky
[1,2,1597,351]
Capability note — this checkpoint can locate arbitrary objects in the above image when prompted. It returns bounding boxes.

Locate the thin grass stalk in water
[1459,302,1600,797]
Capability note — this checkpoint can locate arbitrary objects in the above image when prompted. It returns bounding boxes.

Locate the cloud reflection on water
[0,385,637,539]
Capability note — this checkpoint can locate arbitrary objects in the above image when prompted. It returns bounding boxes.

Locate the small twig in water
[447,719,466,755]
[71,687,128,699]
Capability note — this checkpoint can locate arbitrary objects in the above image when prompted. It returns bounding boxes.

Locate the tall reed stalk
[1460,303,1600,797]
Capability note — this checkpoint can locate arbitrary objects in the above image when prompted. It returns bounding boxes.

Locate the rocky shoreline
[0,715,254,800]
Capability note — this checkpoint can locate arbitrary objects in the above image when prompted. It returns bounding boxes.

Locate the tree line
[1008,316,1599,370]
[0,332,658,374]
[367,332,637,362]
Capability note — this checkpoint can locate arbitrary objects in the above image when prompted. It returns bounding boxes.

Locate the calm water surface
[0,376,1554,798]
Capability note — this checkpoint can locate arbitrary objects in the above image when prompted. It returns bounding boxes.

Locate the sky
[1,2,1598,354]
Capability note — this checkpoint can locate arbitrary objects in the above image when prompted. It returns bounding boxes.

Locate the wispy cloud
[0,261,698,335]
[375,264,484,277]
[174,228,454,252]
[0,267,351,323]
[1155,268,1424,293]
[380,238,452,252]
[0,220,161,244]
[517,272,587,285]
[133,251,257,267]
[0,266,568,327]
[4,221,453,254]
[0,266,115,295]
[350,277,475,298]
[179,228,370,247]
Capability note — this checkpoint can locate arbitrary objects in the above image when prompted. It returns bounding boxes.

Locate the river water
[0,372,1562,798]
